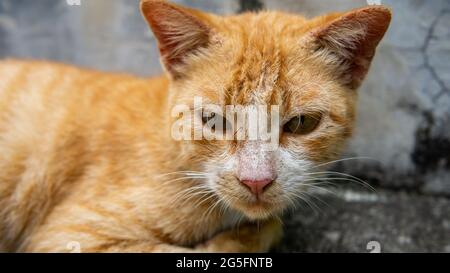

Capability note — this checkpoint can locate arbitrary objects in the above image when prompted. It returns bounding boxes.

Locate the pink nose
[240,179,273,196]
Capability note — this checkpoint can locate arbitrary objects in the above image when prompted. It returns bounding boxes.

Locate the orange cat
[0,0,391,252]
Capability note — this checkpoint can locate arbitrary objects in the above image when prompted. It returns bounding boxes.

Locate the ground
[276,186,450,253]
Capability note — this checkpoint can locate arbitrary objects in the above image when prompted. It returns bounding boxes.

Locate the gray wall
[1,0,449,196]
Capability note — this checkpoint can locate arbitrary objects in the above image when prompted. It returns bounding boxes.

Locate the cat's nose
[240,179,273,196]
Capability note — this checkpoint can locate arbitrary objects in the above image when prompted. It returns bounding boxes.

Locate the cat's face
[142,0,391,219]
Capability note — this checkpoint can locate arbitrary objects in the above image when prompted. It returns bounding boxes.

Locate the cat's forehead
[225,44,282,105]
[217,13,313,106]
[185,12,345,109]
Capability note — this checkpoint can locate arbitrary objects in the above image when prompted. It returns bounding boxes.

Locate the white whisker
[311,156,379,169]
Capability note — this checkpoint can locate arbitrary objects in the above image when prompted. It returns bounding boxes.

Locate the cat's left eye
[283,114,322,135]
[202,111,231,132]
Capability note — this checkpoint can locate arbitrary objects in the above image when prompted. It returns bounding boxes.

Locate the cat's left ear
[140,0,215,78]
[309,6,392,89]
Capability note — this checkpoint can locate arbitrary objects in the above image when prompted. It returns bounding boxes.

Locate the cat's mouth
[215,176,286,220]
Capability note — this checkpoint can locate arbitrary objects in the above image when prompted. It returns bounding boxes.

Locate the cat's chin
[231,199,284,220]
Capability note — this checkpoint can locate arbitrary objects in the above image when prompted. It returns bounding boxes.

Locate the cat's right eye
[201,111,231,133]
[283,114,321,135]
[202,112,216,126]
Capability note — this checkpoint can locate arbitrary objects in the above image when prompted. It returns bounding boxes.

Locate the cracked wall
[0,0,449,195]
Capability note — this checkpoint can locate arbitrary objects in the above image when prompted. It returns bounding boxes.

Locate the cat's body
[0,1,391,252]
[0,60,278,252]
[0,60,241,252]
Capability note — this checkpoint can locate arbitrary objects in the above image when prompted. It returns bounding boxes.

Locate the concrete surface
[276,186,450,253]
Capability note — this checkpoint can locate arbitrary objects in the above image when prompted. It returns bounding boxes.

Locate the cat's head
[141,0,391,220]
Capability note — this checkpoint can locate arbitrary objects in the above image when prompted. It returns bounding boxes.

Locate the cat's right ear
[140,0,214,79]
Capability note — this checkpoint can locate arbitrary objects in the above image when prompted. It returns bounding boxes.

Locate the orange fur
[0,1,391,252]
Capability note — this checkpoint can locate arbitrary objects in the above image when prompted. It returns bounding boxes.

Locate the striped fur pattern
[0,1,390,252]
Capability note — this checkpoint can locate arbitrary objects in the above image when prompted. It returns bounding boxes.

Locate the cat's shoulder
[0,59,169,103]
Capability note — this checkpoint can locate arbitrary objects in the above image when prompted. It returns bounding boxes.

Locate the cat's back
[0,59,166,119]
[0,59,168,154]
[0,59,169,141]
[0,59,168,251]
